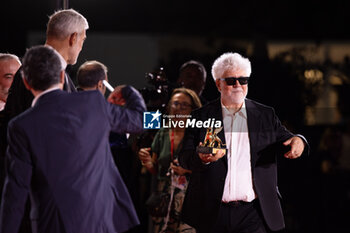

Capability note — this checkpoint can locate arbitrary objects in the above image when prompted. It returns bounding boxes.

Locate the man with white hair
[0,53,21,215]
[1,8,88,156]
[0,53,21,111]
[179,52,308,233]
[6,8,88,110]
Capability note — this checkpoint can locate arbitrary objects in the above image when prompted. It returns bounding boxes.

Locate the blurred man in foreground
[0,45,146,233]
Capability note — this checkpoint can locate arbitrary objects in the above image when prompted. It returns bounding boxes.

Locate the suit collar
[204,98,225,142]
[209,98,223,122]
[245,98,261,125]
[32,87,61,107]
[204,98,227,166]
[221,100,247,119]
[245,98,262,165]
[215,98,262,167]
[203,98,263,167]
[33,89,63,107]
[210,98,261,144]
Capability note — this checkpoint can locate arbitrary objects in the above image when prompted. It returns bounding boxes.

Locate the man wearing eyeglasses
[179,52,308,233]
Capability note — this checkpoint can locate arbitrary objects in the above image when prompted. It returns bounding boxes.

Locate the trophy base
[196,145,226,155]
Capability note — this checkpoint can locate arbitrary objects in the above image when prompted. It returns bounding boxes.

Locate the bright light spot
[304,69,323,83]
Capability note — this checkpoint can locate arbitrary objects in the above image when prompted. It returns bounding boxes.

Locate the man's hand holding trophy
[196,127,227,163]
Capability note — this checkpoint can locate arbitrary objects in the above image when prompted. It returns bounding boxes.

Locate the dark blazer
[0,68,76,157]
[0,86,146,233]
[179,98,308,233]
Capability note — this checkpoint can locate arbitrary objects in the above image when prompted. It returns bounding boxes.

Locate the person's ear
[97,80,103,89]
[22,76,32,91]
[60,70,65,84]
[97,80,106,94]
[58,70,65,90]
[69,32,78,46]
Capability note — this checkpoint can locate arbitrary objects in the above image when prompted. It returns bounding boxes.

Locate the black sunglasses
[218,77,249,85]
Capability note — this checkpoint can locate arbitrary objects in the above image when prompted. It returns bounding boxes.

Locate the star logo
[150,110,162,123]
[143,110,162,129]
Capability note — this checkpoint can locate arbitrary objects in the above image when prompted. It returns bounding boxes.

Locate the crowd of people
[0,8,310,233]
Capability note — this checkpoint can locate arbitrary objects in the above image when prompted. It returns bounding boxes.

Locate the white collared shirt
[0,100,5,111]
[31,86,60,107]
[221,101,256,202]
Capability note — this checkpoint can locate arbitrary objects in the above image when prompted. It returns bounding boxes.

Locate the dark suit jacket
[0,68,76,157]
[179,98,308,233]
[0,86,146,233]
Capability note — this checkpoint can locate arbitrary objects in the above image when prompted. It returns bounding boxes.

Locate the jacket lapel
[34,89,63,107]
[245,99,262,167]
[205,98,228,167]
[63,72,77,93]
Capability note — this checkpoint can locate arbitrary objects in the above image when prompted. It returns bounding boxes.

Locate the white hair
[46,9,89,40]
[0,53,21,65]
[211,52,251,80]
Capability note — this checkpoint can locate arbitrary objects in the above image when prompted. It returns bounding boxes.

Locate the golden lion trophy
[196,127,227,155]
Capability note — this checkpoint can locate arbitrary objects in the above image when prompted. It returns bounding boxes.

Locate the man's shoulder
[65,90,105,105]
[7,106,35,131]
[245,98,274,112]
[13,90,101,117]
[193,98,220,114]
[9,91,105,130]
[192,98,275,114]
[71,89,102,98]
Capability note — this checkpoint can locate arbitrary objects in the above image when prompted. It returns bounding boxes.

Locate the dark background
[3,0,350,55]
[2,1,350,233]
[2,0,350,88]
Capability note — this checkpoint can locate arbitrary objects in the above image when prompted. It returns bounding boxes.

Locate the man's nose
[233,79,241,86]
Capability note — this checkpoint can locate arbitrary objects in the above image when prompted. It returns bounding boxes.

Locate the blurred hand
[138,147,152,164]
[171,159,191,175]
[107,85,126,106]
[198,142,225,163]
[283,136,305,159]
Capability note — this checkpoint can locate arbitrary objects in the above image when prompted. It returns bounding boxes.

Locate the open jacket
[179,98,308,233]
